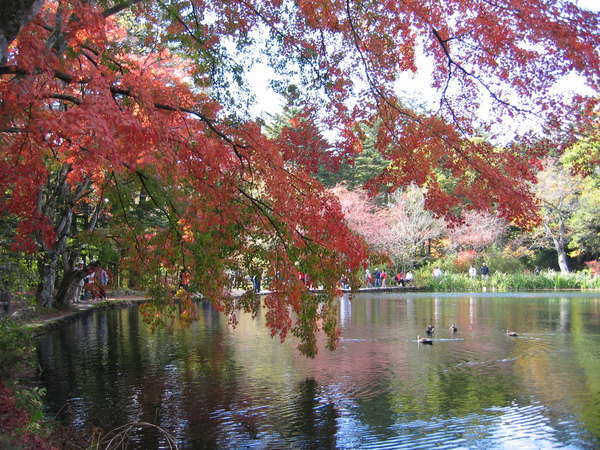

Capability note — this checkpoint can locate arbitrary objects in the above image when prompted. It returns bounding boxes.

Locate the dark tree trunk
[36,252,58,308]
[0,0,44,62]
[55,268,85,306]
[34,170,92,308]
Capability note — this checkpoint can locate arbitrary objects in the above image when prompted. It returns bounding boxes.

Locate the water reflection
[36,293,600,448]
[339,293,351,328]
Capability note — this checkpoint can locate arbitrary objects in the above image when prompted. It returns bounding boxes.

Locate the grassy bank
[0,319,52,448]
[417,271,600,292]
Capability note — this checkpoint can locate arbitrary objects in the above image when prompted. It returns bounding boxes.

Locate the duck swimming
[506,330,518,336]
[449,324,458,333]
[417,335,433,344]
[426,324,435,335]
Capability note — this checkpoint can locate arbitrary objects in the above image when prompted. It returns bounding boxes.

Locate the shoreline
[22,295,149,336]
[15,285,600,336]
[19,286,422,335]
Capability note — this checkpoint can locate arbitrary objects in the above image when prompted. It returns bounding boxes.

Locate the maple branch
[430,27,534,115]
[237,187,291,253]
[102,0,145,18]
[2,64,249,166]
[436,56,467,133]
[235,0,329,88]
[50,93,82,105]
[134,170,183,241]
[344,0,384,106]
[0,0,44,63]
[344,0,419,137]
[0,65,27,76]
[109,84,249,166]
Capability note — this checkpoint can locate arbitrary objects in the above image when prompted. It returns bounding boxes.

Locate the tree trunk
[554,238,570,273]
[0,0,44,62]
[552,233,570,273]
[545,221,570,273]
[555,220,570,273]
[55,268,85,306]
[36,252,58,308]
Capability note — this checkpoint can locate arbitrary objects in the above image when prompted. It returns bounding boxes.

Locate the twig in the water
[99,421,178,449]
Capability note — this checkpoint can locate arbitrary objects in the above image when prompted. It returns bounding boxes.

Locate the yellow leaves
[74,29,90,43]
[503,245,534,260]
[180,221,195,243]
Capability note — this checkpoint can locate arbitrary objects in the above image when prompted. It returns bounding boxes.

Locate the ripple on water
[351,403,576,449]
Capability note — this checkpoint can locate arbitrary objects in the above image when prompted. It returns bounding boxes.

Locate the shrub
[484,248,526,274]
[0,319,35,380]
[453,250,478,272]
[0,319,51,448]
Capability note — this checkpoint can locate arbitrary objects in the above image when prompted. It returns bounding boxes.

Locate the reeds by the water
[419,271,600,292]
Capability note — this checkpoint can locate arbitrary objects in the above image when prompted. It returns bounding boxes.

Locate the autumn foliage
[0,0,598,354]
[448,211,507,251]
[585,260,600,277]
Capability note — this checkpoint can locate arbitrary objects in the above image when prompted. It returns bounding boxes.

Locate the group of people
[364,268,413,288]
[469,263,489,279]
[74,261,111,303]
[432,263,490,279]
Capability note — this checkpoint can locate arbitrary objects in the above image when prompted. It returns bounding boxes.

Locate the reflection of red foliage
[0,382,52,449]
[585,260,600,276]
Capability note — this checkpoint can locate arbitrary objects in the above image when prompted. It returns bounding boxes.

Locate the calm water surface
[37,292,600,448]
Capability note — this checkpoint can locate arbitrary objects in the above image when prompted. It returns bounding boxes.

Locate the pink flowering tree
[447,210,507,252]
[332,184,445,267]
[381,185,446,267]
[330,185,387,249]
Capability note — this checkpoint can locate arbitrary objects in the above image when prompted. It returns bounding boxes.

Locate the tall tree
[563,133,600,259]
[531,158,583,273]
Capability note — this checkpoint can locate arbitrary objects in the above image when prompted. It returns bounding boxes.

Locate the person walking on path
[252,274,262,293]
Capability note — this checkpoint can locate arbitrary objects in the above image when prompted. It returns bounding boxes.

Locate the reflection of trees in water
[279,377,338,448]
[354,377,398,438]
[339,294,352,328]
[36,295,600,447]
[567,299,600,439]
[387,366,518,422]
[559,297,570,331]
[37,305,237,446]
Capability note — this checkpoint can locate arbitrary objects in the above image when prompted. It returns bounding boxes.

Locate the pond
[36,292,600,448]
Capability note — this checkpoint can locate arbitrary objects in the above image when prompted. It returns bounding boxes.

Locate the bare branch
[102,0,145,18]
